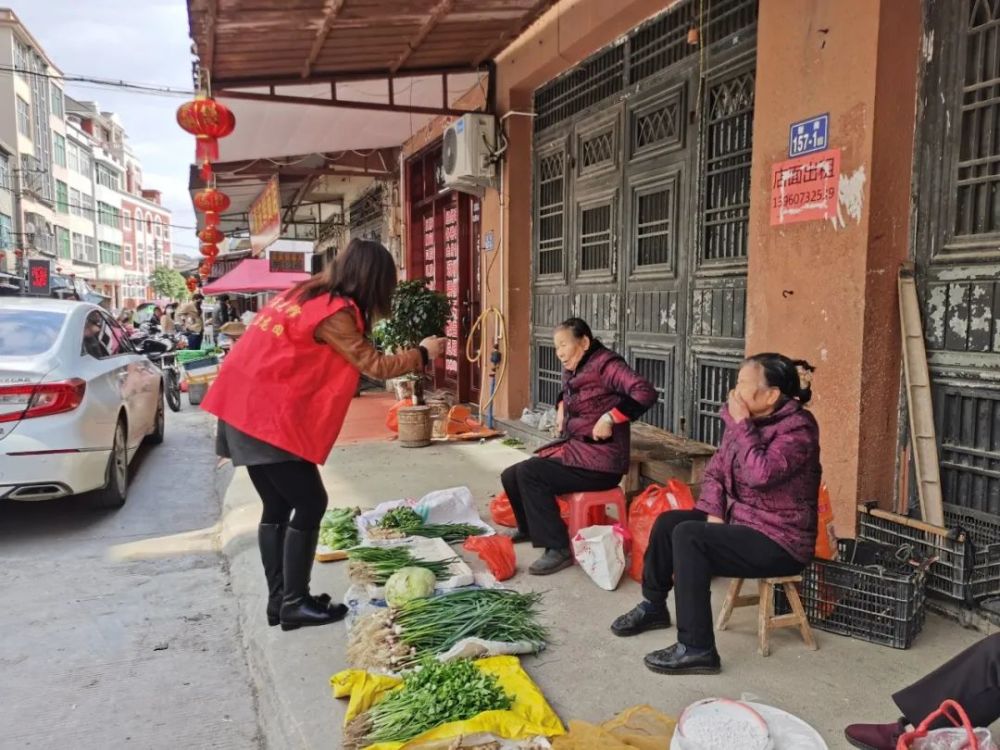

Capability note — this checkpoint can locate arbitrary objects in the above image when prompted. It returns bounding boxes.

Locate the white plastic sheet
[355,487,494,540]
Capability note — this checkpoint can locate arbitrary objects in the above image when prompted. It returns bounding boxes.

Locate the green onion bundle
[346,589,547,672]
[343,658,512,749]
[371,507,487,543]
[346,546,457,585]
[318,507,360,550]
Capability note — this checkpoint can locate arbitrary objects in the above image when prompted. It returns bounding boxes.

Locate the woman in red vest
[202,240,445,631]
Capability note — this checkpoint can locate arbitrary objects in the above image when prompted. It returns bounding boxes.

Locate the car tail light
[0,379,86,423]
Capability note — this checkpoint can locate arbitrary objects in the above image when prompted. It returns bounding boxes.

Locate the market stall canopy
[202,258,310,295]
[186,0,557,160]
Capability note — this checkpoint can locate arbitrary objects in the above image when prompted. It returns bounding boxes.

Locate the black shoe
[611,603,672,637]
[644,643,721,675]
[501,528,530,544]
[528,548,573,575]
[259,524,334,627]
[279,527,348,631]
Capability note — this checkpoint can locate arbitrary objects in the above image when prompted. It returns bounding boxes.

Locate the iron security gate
[914,0,1000,516]
[530,0,757,445]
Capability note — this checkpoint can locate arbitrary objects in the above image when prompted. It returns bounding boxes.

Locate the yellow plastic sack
[331,655,565,750]
[551,705,676,750]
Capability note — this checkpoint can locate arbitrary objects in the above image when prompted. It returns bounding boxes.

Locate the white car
[0,298,164,507]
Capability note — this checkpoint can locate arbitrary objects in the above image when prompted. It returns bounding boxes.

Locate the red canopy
[202,258,309,295]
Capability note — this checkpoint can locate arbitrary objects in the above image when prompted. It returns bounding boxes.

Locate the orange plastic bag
[814,483,836,560]
[490,492,518,528]
[385,399,409,433]
[463,535,517,581]
[627,479,696,583]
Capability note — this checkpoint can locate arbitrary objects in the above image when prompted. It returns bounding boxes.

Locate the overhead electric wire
[0,64,192,98]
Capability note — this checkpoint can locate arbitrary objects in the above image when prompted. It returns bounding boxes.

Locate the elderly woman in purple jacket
[611,353,820,676]
[501,318,657,576]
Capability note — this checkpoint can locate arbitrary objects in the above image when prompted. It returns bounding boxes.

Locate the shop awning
[202,258,309,295]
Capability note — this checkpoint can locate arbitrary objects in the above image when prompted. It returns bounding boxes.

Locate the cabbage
[385,566,436,608]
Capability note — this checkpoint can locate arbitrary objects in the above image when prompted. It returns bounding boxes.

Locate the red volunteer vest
[201,292,363,464]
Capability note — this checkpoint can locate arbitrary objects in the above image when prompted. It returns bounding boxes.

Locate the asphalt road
[0,407,260,749]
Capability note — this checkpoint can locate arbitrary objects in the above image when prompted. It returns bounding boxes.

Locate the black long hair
[291,239,396,332]
[744,352,815,405]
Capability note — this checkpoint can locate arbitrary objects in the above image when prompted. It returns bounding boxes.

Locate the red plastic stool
[560,487,628,542]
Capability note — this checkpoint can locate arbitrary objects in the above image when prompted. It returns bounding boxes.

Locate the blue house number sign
[788,114,829,157]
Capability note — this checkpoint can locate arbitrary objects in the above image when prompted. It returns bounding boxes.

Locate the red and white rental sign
[249,176,281,255]
[770,148,840,226]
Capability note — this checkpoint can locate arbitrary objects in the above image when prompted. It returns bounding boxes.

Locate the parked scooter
[130,323,187,412]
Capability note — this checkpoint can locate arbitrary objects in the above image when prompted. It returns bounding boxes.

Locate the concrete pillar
[746,0,922,534]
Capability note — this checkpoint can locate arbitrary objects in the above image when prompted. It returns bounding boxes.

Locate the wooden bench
[623,423,716,498]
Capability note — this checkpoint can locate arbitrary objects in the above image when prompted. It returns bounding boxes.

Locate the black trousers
[642,510,803,649]
[500,457,622,550]
[893,633,1000,729]
[247,461,329,531]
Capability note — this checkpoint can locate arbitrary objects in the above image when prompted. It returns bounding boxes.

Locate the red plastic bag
[490,492,517,528]
[385,399,409,433]
[627,479,696,582]
[814,483,836,560]
[896,700,987,749]
[463,535,516,581]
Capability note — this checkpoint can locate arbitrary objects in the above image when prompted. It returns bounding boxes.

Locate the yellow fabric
[551,705,676,750]
[331,656,565,750]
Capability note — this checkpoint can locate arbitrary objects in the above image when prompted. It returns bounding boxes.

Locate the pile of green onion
[343,658,512,749]
[369,507,488,544]
[347,589,547,672]
[347,546,457,586]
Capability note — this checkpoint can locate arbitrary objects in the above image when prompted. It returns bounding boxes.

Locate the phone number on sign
[772,187,835,209]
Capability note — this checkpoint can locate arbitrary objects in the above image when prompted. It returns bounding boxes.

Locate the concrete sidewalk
[219,395,994,749]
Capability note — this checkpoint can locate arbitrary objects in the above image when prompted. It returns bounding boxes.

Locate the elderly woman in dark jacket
[501,318,657,576]
[611,353,821,676]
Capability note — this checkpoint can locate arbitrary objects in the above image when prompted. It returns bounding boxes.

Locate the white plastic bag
[572,525,626,591]
[910,728,996,750]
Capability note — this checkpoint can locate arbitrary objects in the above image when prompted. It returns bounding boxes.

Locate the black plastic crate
[777,539,928,649]
[857,503,1000,603]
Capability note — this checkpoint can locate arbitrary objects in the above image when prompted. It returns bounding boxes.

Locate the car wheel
[145,390,165,446]
[94,418,129,509]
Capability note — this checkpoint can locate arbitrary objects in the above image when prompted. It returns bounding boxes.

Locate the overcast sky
[14,0,200,255]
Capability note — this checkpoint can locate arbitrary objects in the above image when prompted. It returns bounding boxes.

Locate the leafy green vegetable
[384,567,436,608]
[343,658,512,749]
[318,507,360,550]
[378,507,423,531]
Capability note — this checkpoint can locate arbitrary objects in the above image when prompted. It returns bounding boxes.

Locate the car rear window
[0,310,66,356]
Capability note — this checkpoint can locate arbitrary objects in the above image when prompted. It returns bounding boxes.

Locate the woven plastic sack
[627,480,695,582]
[464,535,517,581]
[552,705,677,750]
[332,655,565,749]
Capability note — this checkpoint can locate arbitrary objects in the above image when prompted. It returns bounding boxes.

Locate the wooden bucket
[398,405,432,448]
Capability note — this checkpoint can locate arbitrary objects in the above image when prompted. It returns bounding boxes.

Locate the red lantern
[198,226,225,244]
[193,187,231,214]
[186,277,198,292]
[176,94,236,173]
[204,211,221,228]
[199,242,219,258]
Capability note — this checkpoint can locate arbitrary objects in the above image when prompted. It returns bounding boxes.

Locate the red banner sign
[269,251,306,273]
[249,176,281,256]
[770,148,840,226]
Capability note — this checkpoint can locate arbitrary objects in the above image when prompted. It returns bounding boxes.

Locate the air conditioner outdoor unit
[442,114,496,192]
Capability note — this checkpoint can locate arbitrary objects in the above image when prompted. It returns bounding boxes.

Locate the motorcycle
[130,324,186,413]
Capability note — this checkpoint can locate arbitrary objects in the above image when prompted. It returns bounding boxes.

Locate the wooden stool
[715,576,818,657]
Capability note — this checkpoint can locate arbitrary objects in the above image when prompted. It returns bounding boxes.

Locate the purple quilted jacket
[536,344,657,475]
[695,398,822,563]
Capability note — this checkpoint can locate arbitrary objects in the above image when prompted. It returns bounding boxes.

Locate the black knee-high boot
[259,524,332,627]
[279,527,347,631]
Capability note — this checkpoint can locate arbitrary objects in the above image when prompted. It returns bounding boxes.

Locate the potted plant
[377,279,452,403]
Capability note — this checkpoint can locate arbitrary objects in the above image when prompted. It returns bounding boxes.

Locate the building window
[122,209,131,231]
[99,241,122,265]
[16,96,31,137]
[124,242,133,265]
[154,217,162,238]
[50,84,64,118]
[83,236,96,263]
[56,181,69,214]
[96,163,121,191]
[0,214,11,250]
[56,226,71,259]
[69,188,82,217]
[53,134,66,167]
[81,192,94,218]
[67,142,79,172]
[0,155,8,190]
[98,201,121,228]
[71,232,84,260]
[13,40,28,76]
[78,149,91,176]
